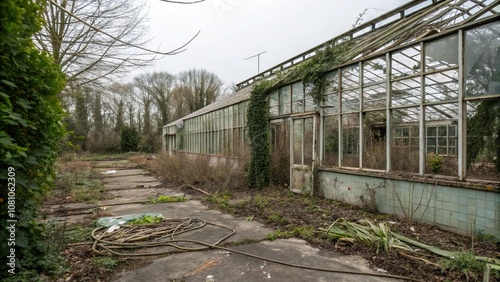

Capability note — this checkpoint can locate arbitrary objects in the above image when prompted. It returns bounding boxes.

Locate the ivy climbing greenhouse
[163,0,500,237]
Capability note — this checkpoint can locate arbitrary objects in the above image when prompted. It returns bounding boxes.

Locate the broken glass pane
[363,111,386,170]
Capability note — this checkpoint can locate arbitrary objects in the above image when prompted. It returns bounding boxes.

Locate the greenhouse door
[290,115,317,195]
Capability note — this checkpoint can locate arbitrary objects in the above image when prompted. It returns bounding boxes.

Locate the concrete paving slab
[101,201,271,244]
[112,238,398,282]
[46,161,404,282]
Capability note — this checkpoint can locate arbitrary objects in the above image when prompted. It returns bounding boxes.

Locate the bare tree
[176,68,224,112]
[35,0,204,88]
[134,72,175,130]
[34,0,153,88]
[170,85,191,121]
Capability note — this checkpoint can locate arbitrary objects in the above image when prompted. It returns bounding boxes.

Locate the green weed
[129,215,163,225]
[92,257,120,271]
[266,214,289,225]
[65,226,94,244]
[149,195,188,204]
[439,252,486,282]
[253,195,270,209]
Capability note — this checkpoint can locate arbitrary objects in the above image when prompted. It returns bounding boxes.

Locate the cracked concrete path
[48,160,401,282]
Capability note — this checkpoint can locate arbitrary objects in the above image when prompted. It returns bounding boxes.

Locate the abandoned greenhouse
[163,0,500,237]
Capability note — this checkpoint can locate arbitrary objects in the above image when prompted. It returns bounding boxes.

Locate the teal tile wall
[318,171,500,238]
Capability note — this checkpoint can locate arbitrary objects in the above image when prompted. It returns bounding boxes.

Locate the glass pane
[424,34,458,71]
[438,126,447,136]
[270,121,290,184]
[392,107,420,173]
[342,65,360,90]
[363,57,386,85]
[363,111,386,170]
[449,125,456,137]
[466,98,500,181]
[292,101,303,113]
[279,86,291,115]
[427,126,436,136]
[341,89,360,112]
[324,70,338,93]
[305,96,315,112]
[292,81,304,113]
[342,114,359,167]
[424,70,459,102]
[293,119,303,165]
[465,21,500,97]
[292,82,304,102]
[392,45,421,78]
[269,91,278,107]
[323,115,339,166]
[304,118,314,165]
[392,78,420,106]
[323,92,339,114]
[363,83,386,110]
[425,103,458,176]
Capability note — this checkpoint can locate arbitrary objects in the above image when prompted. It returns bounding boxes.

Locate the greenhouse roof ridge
[235,0,499,89]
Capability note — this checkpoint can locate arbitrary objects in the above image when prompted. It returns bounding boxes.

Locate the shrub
[0,0,66,279]
[427,152,444,173]
[120,126,139,152]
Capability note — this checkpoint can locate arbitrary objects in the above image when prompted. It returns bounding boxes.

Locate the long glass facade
[165,18,500,181]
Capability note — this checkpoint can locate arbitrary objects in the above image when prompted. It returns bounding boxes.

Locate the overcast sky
[132,0,409,88]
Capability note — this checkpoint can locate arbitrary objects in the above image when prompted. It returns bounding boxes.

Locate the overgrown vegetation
[247,80,272,189]
[149,153,245,191]
[149,195,188,204]
[91,257,121,272]
[439,252,487,282]
[0,0,66,279]
[246,40,353,189]
[50,159,104,203]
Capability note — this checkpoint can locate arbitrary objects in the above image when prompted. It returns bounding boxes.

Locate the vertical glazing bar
[301,118,305,165]
[419,41,426,175]
[319,75,324,165]
[386,53,392,173]
[359,61,364,169]
[338,68,343,167]
[458,30,465,180]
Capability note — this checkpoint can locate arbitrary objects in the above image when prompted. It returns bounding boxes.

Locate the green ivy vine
[247,80,272,188]
[246,40,352,188]
[0,0,66,279]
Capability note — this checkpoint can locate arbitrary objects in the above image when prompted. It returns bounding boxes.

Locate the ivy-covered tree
[0,0,65,279]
